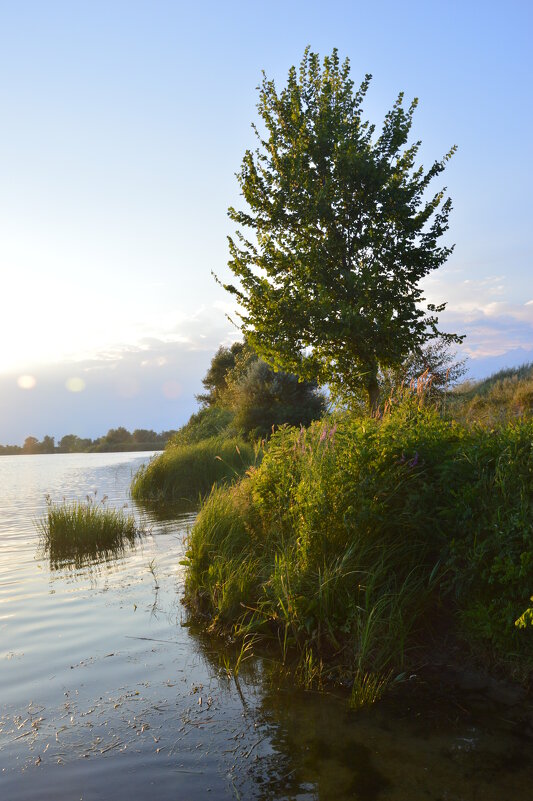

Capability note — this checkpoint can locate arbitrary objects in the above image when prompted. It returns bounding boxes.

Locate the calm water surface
[1,453,532,800]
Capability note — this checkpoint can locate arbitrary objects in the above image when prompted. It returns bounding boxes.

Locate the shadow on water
[44,541,138,572]
[184,622,533,801]
[133,497,199,522]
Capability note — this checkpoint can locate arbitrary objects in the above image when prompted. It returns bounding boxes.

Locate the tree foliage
[223,346,326,437]
[195,341,326,438]
[380,338,467,401]
[196,342,246,407]
[224,47,462,408]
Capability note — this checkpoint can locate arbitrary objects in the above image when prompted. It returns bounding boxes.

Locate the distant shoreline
[0,426,177,456]
[0,446,164,456]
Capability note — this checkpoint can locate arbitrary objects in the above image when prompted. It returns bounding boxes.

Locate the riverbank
[131,435,257,502]
[2,450,533,799]
[181,397,533,702]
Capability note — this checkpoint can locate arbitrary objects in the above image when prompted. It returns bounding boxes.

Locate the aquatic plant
[147,558,160,589]
[38,494,141,568]
[349,671,391,710]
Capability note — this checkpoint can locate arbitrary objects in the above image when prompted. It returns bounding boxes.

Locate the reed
[131,436,257,503]
[38,494,140,567]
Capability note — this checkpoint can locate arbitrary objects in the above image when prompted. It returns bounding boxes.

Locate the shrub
[167,406,235,448]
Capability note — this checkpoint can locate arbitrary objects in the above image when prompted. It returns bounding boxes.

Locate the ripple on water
[1,452,533,801]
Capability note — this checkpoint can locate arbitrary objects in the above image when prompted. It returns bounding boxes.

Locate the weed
[183,395,533,703]
[147,558,160,589]
[349,671,390,709]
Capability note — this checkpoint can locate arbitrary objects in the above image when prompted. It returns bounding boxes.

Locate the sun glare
[17,375,36,390]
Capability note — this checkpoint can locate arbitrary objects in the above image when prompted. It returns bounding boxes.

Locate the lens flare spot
[66,377,86,393]
[17,375,36,389]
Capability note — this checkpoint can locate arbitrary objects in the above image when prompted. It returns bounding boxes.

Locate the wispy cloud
[423,271,533,361]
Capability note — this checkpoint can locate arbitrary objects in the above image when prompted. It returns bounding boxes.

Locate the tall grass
[449,363,533,425]
[39,495,140,568]
[183,397,533,700]
[131,436,257,503]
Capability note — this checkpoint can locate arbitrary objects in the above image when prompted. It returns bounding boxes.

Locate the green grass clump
[39,495,140,567]
[183,397,533,699]
[449,363,533,425]
[131,436,257,503]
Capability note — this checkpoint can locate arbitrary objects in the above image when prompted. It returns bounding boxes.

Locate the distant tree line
[0,427,176,455]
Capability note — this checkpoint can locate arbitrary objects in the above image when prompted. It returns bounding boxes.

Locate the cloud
[423,271,533,363]
[0,307,239,443]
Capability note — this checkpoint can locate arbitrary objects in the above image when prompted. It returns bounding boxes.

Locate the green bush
[167,406,235,447]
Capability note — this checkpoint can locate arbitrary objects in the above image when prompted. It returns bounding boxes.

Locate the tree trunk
[367,370,380,415]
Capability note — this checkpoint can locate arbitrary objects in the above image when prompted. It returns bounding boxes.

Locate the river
[0,452,532,800]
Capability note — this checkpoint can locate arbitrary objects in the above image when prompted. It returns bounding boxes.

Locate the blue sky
[0,0,531,441]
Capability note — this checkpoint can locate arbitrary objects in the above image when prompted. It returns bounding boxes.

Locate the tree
[380,337,467,400]
[193,341,326,439]
[196,342,246,407]
[132,429,158,444]
[224,47,463,410]
[22,436,39,454]
[40,435,55,454]
[222,345,326,437]
[58,434,91,452]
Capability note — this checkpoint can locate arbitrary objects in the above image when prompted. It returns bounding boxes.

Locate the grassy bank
[183,397,533,701]
[131,435,257,503]
[39,495,140,567]
[450,362,533,425]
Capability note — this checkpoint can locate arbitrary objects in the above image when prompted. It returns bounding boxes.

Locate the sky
[0,0,531,442]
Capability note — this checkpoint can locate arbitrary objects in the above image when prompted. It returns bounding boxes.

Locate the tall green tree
[195,341,246,406]
[224,47,462,409]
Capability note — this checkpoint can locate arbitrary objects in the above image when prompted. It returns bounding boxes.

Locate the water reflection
[185,622,533,801]
[1,453,533,801]
[134,497,199,522]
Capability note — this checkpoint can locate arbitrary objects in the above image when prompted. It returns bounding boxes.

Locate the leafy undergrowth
[131,436,258,503]
[39,495,141,568]
[183,397,533,704]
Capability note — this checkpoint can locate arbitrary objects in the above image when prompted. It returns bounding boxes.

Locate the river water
[1,452,532,800]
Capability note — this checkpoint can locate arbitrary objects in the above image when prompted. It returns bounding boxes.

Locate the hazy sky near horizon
[0,0,531,442]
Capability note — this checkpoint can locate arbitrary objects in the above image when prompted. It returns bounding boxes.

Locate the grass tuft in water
[38,494,141,567]
[349,671,391,710]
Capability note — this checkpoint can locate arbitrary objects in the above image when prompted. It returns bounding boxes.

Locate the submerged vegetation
[39,494,141,568]
[182,384,533,700]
